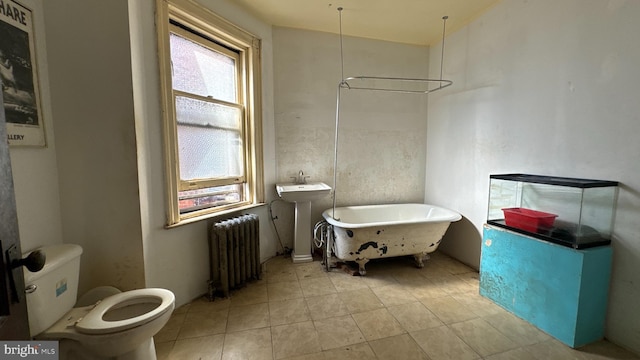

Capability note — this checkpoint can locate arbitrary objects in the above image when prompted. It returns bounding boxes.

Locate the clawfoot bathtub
[322,203,462,275]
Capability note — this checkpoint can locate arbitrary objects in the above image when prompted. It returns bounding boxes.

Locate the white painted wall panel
[273,28,430,248]
[426,0,640,353]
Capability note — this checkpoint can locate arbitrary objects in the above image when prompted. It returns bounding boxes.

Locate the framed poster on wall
[0,0,44,147]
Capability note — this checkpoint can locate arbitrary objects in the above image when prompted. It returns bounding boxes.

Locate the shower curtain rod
[330,9,453,219]
[339,76,453,94]
[335,8,452,93]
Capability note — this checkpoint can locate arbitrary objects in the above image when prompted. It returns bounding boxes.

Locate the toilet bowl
[40,288,174,359]
[24,244,175,360]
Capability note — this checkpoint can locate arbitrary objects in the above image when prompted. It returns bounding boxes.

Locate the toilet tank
[23,244,83,337]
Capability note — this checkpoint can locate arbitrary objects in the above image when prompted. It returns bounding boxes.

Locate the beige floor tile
[483,311,550,346]
[172,303,190,315]
[328,271,369,292]
[267,280,303,302]
[265,256,295,273]
[177,307,229,339]
[578,340,640,360]
[425,268,461,279]
[271,321,322,359]
[411,325,481,360]
[164,311,187,328]
[360,272,399,288]
[282,352,325,360]
[338,288,384,314]
[457,271,480,284]
[351,308,406,341]
[455,273,480,290]
[387,301,443,332]
[187,296,231,313]
[314,314,366,350]
[222,327,273,360]
[436,257,476,275]
[229,282,268,307]
[295,262,328,280]
[421,295,479,324]
[449,318,519,357]
[168,334,225,360]
[155,312,186,343]
[421,266,460,281]
[389,267,431,285]
[450,291,506,318]
[525,339,594,360]
[155,340,174,360]
[304,293,350,320]
[157,256,638,360]
[269,298,311,326]
[226,302,270,333]
[265,255,290,267]
[299,277,337,297]
[404,278,450,300]
[371,283,418,306]
[320,342,377,359]
[369,333,429,360]
[267,267,299,284]
[266,257,299,283]
[431,274,479,295]
[155,324,181,344]
[485,347,539,360]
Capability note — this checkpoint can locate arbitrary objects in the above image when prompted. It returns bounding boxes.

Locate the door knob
[12,249,46,272]
[5,245,46,304]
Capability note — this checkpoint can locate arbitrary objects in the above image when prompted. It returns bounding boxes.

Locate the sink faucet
[291,170,310,184]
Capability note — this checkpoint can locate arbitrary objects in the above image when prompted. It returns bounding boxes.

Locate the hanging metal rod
[340,76,453,94]
[335,8,453,94]
[331,9,453,219]
[338,7,345,82]
[440,16,448,84]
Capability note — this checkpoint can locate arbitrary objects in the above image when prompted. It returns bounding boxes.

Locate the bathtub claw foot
[355,258,369,276]
[413,253,428,268]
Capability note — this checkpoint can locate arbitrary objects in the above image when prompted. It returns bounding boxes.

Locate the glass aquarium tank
[487,174,619,249]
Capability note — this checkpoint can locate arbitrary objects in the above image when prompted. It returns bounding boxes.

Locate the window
[157,0,264,226]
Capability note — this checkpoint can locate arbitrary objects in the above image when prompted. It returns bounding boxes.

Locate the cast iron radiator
[208,214,261,298]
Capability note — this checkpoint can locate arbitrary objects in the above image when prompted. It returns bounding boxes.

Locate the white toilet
[23,244,175,360]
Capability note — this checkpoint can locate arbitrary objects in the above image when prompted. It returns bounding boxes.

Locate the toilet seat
[75,288,174,335]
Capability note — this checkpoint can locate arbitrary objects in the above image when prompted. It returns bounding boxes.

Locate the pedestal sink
[276,182,332,263]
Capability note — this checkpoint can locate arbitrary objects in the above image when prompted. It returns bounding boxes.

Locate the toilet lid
[75,288,174,335]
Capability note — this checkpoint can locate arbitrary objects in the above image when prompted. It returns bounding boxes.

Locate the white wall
[272,27,431,248]
[13,0,277,310]
[42,0,146,294]
[8,0,63,253]
[129,0,278,307]
[426,0,640,353]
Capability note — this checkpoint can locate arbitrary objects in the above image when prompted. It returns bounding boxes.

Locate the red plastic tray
[502,208,558,233]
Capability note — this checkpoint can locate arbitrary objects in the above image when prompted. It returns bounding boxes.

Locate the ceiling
[231,0,502,46]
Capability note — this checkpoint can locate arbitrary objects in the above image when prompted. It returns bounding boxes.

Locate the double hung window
[157,0,263,226]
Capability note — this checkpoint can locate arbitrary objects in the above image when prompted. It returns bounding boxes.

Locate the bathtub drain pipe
[314,220,335,272]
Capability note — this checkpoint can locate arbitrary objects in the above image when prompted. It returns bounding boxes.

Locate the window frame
[170,25,245,191]
[156,0,264,227]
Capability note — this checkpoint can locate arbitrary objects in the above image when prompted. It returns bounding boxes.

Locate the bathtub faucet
[292,170,310,184]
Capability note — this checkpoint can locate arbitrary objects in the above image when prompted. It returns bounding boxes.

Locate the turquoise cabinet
[480,225,612,348]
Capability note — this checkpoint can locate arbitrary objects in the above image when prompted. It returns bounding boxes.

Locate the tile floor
[154,252,639,360]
